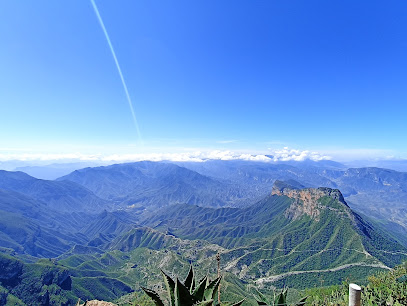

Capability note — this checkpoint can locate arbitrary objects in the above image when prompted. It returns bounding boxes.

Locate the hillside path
[255,262,391,285]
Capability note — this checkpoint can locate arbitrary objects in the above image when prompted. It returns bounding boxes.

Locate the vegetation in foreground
[305,261,407,305]
[254,287,307,306]
[136,262,407,306]
[141,266,244,306]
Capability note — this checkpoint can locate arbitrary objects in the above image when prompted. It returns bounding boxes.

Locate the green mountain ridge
[1,161,407,304]
[0,250,134,305]
[0,189,88,257]
[177,161,407,246]
[39,181,406,304]
[0,170,109,213]
[140,181,407,287]
[57,161,267,209]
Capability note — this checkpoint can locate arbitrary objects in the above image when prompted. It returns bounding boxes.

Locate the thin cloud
[269,147,330,162]
[0,148,330,163]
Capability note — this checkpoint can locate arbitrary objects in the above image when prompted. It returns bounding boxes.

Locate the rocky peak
[271,180,348,221]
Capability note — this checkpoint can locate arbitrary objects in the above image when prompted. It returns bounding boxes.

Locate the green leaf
[253,288,269,305]
[282,288,288,301]
[176,277,198,306]
[295,296,308,306]
[174,280,180,306]
[141,286,165,306]
[274,292,286,306]
[204,277,221,301]
[161,270,176,306]
[184,265,195,292]
[273,288,289,306]
[192,276,208,301]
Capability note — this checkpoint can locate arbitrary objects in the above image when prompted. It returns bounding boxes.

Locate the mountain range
[58,161,264,209]
[140,180,406,285]
[0,159,407,304]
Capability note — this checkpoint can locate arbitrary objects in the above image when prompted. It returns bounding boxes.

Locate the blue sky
[1,0,406,162]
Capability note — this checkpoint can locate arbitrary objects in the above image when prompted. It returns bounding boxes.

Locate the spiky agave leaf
[274,294,286,306]
[184,265,195,292]
[254,287,269,305]
[161,270,176,306]
[192,276,208,301]
[175,277,198,306]
[273,289,287,306]
[141,286,165,306]
[295,296,308,306]
[204,277,222,301]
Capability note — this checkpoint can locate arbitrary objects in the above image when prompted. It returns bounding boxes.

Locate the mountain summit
[272,180,348,221]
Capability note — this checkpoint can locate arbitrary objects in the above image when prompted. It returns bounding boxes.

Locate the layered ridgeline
[142,180,407,288]
[0,170,109,213]
[0,170,111,258]
[58,161,266,209]
[177,160,407,247]
[0,167,249,303]
[0,189,89,257]
[1,162,407,303]
[57,160,407,247]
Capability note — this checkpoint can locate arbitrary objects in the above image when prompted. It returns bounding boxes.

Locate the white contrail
[90,0,143,144]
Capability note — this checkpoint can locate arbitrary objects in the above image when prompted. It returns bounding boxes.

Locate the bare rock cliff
[271,180,348,221]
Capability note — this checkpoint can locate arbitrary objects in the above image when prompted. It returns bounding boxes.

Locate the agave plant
[256,288,307,306]
[141,265,244,306]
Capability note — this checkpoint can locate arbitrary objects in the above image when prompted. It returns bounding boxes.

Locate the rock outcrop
[272,180,348,221]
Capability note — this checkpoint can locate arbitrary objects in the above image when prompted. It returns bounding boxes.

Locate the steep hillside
[142,181,407,287]
[58,161,257,209]
[1,160,407,301]
[0,170,116,257]
[177,161,407,247]
[81,211,139,248]
[56,226,259,305]
[0,252,132,305]
[317,167,407,246]
[54,160,407,247]
[0,189,89,257]
[0,170,109,213]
